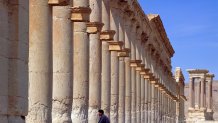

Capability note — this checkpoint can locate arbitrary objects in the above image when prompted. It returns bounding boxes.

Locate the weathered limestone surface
[0,1,9,122]
[71,0,90,122]
[88,0,103,122]
[52,5,72,123]
[101,0,111,117]
[28,0,53,122]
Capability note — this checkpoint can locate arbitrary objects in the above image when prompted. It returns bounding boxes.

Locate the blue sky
[138,0,218,81]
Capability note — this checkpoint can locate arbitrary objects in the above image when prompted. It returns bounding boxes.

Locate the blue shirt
[98,114,110,123]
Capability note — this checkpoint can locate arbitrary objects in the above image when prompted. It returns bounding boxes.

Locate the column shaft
[125,57,131,123]
[110,4,120,122]
[208,80,212,110]
[189,77,194,109]
[151,84,155,123]
[141,75,145,123]
[131,67,136,122]
[147,82,151,123]
[136,71,141,123]
[144,80,148,123]
[197,81,201,108]
[0,1,9,122]
[8,0,29,122]
[200,77,205,108]
[28,0,52,122]
[118,57,125,123]
[101,41,111,116]
[52,5,72,123]
[110,51,119,122]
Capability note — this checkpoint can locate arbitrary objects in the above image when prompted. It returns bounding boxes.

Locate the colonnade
[187,69,215,121]
[0,0,186,123]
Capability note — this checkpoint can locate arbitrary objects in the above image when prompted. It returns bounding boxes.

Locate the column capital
[135,64,145,71]
[100,30,116,41]
[140,68,150,75]
[108,41,123,51]
[71,7,91,22]
[118,48,130,57]
[86,22,104,34]
[130,60,142,67]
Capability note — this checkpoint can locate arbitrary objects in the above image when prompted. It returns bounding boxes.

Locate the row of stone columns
[0,0,183,123]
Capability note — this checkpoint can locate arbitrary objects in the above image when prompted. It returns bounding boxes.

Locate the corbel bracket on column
[86,22,104,34]
[144,72,153,79]
[108,41,123,51]
[150,78,158,84]
[140,68,150,75]
[71,7,91,22]
[130,60,142,67]
[118,48,130,57]
[159,85,166,91]
[100,30,116,41]
[136,64,145,71]
[48,0,69,5]
[154,82,161,88]
[180,95,187,101]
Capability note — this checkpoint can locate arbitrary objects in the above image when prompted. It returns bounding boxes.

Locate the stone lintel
[108,41,123,51]
[48,0,69,5]
[100,30,116,41]
[130,60,142,67]
[139,68,150,75]
[86,22,104,34]
[118,48,130,57]
[187,69,209,78]
[71,7,91,22]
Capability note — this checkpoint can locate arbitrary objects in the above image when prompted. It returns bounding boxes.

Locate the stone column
[110,49,120,123]
[109,2,122,122]
[144,79,148,123]
[140,41,145,123]
[136,30,141,123]
[141,75,145,123]
[101,0,114,117]
[119,57,125,123]
[28,0,52,122]
[208,75,214,111]
[124,14,131,123]
[71,0,91,122]
[200,77,205,109]
[88,0,103,122]
[130,21,137,123]
[0,1,9,122]
[7,0,29,122]
[118,8,126,123]
[151,83,155,123]
[197,80,201,108]
[189,77,194,109]
[52,4,72,123]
